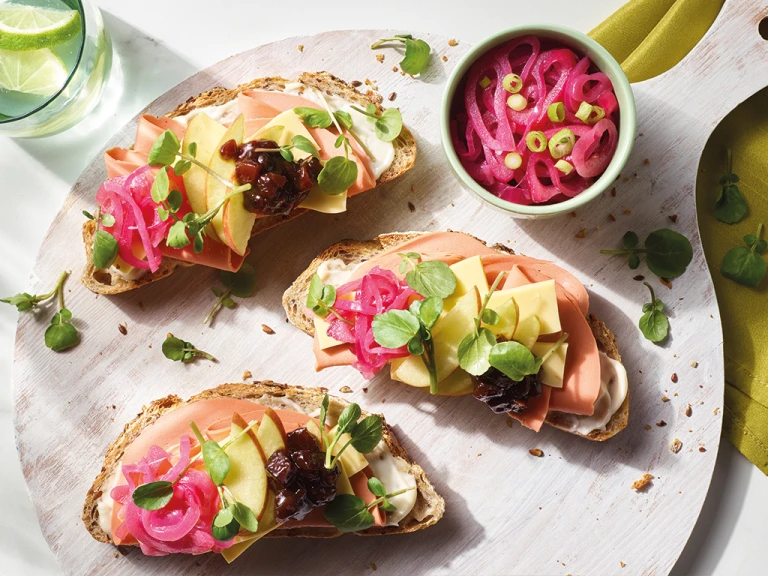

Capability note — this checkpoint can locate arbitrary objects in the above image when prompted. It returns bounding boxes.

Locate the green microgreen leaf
[92,230,119,270]
[318,155,358,195]
[334,111,353,130]
[351,105,403,142]
[372,309,420,348]
[221,262,257,298]
[188,142,198,158]
[231,502,259,533]
[211,510,240,541]
[457,327,496,376]
[417,296,443,330]
[371,35,431,76]
[400,255,457,299]
[715,149,747,224]
[721,223,767,288]
[162,335,216,363]
[293,107,332,129]
[335,403,362,437]
[322,494,375,532]
[601,229,693,279]
[350,415,383,453]
[166,220,190,249]
[147,130,181,167]
[488,341,543,381]
[100,213,115,227]
[622,231,639,249]
[131,481,174,511]
[481,308,500,326]
[291,134,319,158]
[150,166,171,203]
[174,159,192,176]
[367,477,386,498]
[638,282,669,343]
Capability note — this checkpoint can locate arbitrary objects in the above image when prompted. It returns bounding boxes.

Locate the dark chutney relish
[264,426,339,523]
[219,138,322,217]
[472,367,543,414]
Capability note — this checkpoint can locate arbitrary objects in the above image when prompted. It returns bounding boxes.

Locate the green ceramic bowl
[440,25,636,219]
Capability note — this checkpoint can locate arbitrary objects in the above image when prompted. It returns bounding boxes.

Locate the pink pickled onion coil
[571,118,619,178]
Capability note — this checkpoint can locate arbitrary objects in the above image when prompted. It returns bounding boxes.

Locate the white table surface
[1,1,765,574]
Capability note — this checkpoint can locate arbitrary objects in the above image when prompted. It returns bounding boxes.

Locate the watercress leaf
[458,328,496,376]
[381,501,397,513]
[44,321,79,352]
[1,293,34,311]
[714,184,747,224]
[162,336,186,361]
[92,230,119,270]
[173,159,192,176]
[211,513,239,541]
[231,502,259,533]
[291,134,319,158]
[167,189,183,212]
[367,477,386,498]
[132,481,174,510]
[221,297,235,308]
[214,507,234,527]
[756,239,768,254]
[400,38,431,75]
[167,221,190,249]
[158,206,169,221]
[374,108,403,142]
[365,103,377,116]
[644,229,693,278]
[100,213,115,227]
[147,130,180,167]
[188,142,197,158]
[399,260,408,274]
[481,308,500,326]
[202,440,230,485]
[150,167,171,203]
[622,231,639,249]
[220,263,257,298]
[334,111,354,131]
[405,252,420,260]
[336,403,362,437]
[193,232,204,254]
[721,246,766,288]
[307,274,324,309]
[418,296,443,329]
[731,173,740,183]
[212,287,223,297]
[318,156,358,195]
[323,494,375,532]
[654,299,664,311]
[405,260,457,299]
[719,175,728,186]
[372,309,420,348]
[293,107,332,129]
[50,311,60,325]
[639,308,669,342]
[628,253,640,270]
[334,134,345,148]
[408,299,422,318]
[279,148,294,162]
[351,416,383,453]
[407,336,424,355]
[321,284,337,308]
[59,308,72,321]
[488,340,541,381]
[82,210,94,220]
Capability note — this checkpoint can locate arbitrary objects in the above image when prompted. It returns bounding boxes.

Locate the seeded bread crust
[81,72,416,295]
[82,382,444,548]
[281,231,629,441]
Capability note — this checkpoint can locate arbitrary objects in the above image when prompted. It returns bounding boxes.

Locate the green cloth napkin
[590,0,768,473]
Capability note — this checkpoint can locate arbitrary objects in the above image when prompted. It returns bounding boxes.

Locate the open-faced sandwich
[82,72,416,294]
[283,231,629,440]
[83,382,443,563]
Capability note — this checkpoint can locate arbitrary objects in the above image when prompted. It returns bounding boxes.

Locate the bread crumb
[660,277,673,289]
[297,44,304,52]
[669,214,678,223]
[623,208,632,214]
[643,158,650,165]
[569,211,577,218]
[644,424,652,430]
[261,324,275,335]
[362,387,368,393]
[620,561,627,568]
[442,55,448,62]
[671,373,678,383]
[448,39,458,46]
[371,563,377,571]
[407,201,416,212]
[375,53,385,63]
[529,448,544,457]
[400,70,406,76]
[392,66,398,72]
[661,396,670,402]
[690,361,698,368]
[118,323,127,335]
[339,386,353,393]
[242,370,252,380]
[506,417,515,428]
[575,228,587,239]
[633,275,645,281]
[608,213,617,221]
[685,404,692,417]
[671,438,683,453]
[656,420,667,427]
[714,407,720,415]
[632,473,654,491]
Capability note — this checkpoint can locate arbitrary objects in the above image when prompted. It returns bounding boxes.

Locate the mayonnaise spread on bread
[175,99,239,127]
[549,352,628,435]
[316,259,361,287]
[97,465,122,538]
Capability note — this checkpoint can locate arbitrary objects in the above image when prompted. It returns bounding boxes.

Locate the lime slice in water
[0,4,81,51]
[0,47,68,96]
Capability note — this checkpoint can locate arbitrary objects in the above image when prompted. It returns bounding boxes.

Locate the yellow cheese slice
[444,255,489,310]
[530,342,569,388]
[486,279,561,335]
[315,316,342,349]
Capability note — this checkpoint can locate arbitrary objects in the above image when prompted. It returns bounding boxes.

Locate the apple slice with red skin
[225,412,268,520]
[255,407,287,460]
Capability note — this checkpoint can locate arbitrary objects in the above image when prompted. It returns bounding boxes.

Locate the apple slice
[489,297,519,341]
[419,368,475,396]
[255,407,287,459]
[390,287,481,388]
[305,419,368,478]
[220,488,279,563]
[182,113,226,214]
[224,412,268,520]
[513,315,541,350]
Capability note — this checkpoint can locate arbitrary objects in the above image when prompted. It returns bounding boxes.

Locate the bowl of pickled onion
[441,25,635,218]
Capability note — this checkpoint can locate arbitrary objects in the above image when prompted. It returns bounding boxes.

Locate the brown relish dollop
[471,368,543,414]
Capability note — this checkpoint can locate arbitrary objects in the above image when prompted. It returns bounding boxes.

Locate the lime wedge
[0,47,67,96]
[0,4,81,51]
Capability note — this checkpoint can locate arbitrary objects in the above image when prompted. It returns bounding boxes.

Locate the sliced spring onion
[547,102,565,123]
[502,73,523,94]
[526,131,547,153]
[507,94,527,111]
[555,159,574,174]
[587,105,605,123]
[575,101,594,123]
[504,152,522,170]
[548,128,575,159]
[479,76,492,89]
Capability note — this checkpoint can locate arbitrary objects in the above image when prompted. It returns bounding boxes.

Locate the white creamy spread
[550,352,629,435]
[316,259,361,287]
[251,394,307,414]
[96,465,122,538]
[109,262,147,281]
[365,440,417,526]
[174,99,239,126]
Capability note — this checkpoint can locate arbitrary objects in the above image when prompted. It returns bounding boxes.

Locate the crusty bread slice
[82,382,444,549]
[81,72,417,295]
[282,231,629,441]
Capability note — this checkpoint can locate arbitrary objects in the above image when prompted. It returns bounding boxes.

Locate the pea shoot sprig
[639,282,669,344]
[204,263,257,325]
[372,253,457,394]
[147,130,252,254]
[323,478,415,532]
[83,208,119,270]
[162,333,216,363]
[317,394,383,470]
[306,274,353,325]
[1,271,80,352]
[131,420,261,541]
[721,222,767,288]
[600,229,693,279]
[370,34,431,76]
[350,104,403,143]
[456,271,568,381]
[715,149,747,224]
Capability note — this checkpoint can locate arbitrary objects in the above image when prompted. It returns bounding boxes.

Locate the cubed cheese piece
[486,279,561,334]
[444,256,489,310]
[530,342,569,388]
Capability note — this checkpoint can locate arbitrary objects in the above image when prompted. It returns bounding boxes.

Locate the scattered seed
[656,420,667,427]
[442,55,448,62]
[261,324,275,335]
[138,301,145,311]
[529,448,544,457]
[400,71,405,76]
[407,201,416,212]
[448,39,459,46]
[242,370,252,380]
[623,177,630,183]
[339,386,353,394]
[685,404,692,417]
[633,275,645,281]
[623,208,632,214]
[372,563,377,571]
[632,473,654,491]
[662,396,671,402]
[297,44,304,52]
[660,277,673,289]
[671,373,678,383]
[388,92,397,101]
[669,214,678,223]
[392,66,398,72]
[644,424,652,430]
[611,187,617,197]
[671,439,683,453]
[575,228,587,239]
[643,158,650,165]
[569,211,577,217]
[362,387,368,393]
[506,417,515,428]
[699,446,707,452]
[375,53,385,63]
[609,213,617,221]
[118,323,127,335]
[351,80,362,87]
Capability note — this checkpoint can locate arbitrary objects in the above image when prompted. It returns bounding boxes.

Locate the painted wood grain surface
[13,1,768,573]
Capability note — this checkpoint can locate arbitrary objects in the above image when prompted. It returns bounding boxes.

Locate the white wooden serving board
[13,2,768,573]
